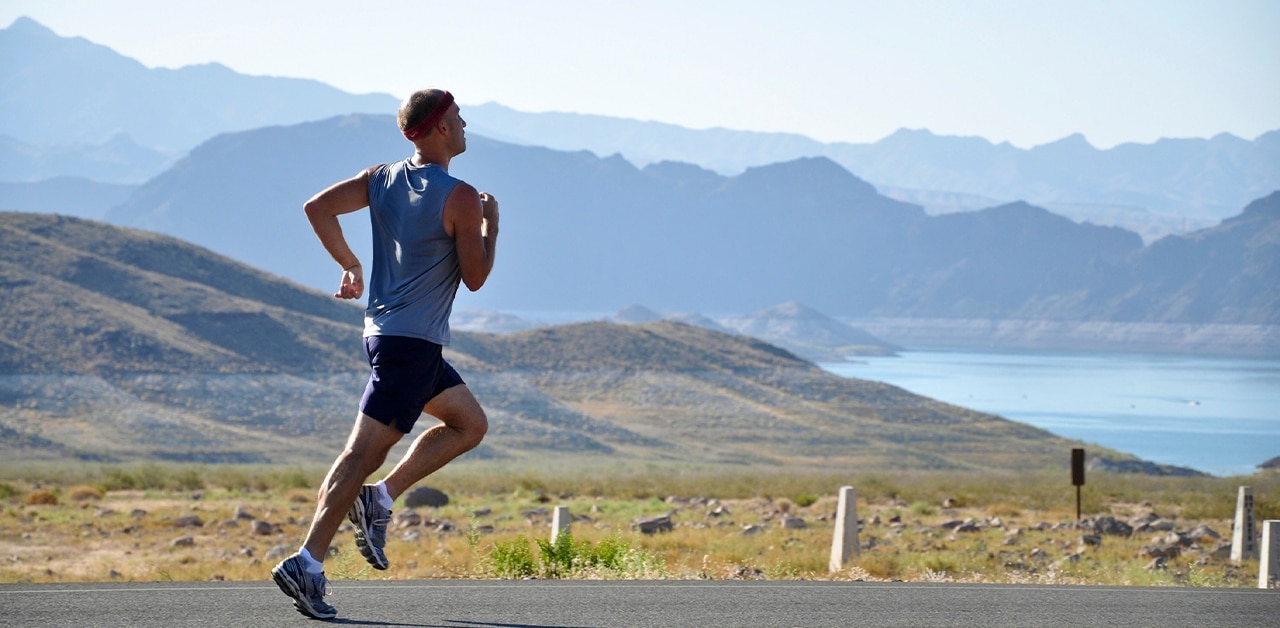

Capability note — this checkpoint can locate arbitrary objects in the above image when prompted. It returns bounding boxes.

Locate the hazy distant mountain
[0,176,137,220]
[0,17,397,154]
[613,304,664,324]
[609,303,902,360]
[98,119,925,315]
[835,129,1280,224]
[104,114,407,293]
[467,103,1280,238]
[612,305,733,336]
[90,114,1279,351]
[0,133,174,184]
[5,17,1274,354]
[1104,192,1280,323]
[451,309,541,334]
[5,15,1275,243]
[721,302,900,361]
[465,102,828,176]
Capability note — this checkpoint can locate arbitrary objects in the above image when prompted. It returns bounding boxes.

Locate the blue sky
[3,0,1277,149]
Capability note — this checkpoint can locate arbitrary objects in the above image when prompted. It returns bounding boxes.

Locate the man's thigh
[422,384,486,429]
[344,412,407,454]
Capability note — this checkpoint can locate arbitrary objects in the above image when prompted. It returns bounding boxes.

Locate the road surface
[1,580,1277,627]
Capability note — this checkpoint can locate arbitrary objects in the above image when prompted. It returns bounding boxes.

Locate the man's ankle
[298,547,324,573]
[373,481,394,509]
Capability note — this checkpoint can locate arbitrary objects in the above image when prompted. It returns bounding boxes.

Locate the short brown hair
[398,89,451,134]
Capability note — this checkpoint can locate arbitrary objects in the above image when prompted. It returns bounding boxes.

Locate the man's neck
[411,149,451,170]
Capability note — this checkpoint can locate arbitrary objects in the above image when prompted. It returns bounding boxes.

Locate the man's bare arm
[445,182,499,292]
[304,168,373,299]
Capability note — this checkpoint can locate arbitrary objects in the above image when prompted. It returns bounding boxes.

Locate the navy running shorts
[359,335,465,433]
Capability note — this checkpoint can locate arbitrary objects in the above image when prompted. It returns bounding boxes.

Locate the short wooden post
[1259,520,1280,589]
[829,486,859,573]
[551,505,571,544]
[1071,448,1085,521]
[1231,486,1257,563]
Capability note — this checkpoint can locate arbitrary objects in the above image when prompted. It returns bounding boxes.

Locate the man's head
[399,89,456,141]
[399,89,466,157]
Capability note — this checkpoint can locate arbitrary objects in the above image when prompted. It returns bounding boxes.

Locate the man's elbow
[303,195,346,223]
[461,272,489,292]
[303,199,325,223]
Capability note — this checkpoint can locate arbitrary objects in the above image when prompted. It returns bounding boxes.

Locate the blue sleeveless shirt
[363,160,462,345]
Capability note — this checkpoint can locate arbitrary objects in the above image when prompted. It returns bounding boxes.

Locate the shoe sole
[272,566,337,619]
[348,498,390,570]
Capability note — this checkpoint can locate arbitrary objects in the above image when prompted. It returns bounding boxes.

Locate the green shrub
[908,501,935,516]
[488,531,663,579]
[323,547,373,581]
[536,532,578,578]
[587,534,630,571]
[208,467,257,492]
[856,552,903,580]
[100,468,138,491]
[793,493,819,508]
[921,555,957,574]
[0,481,18,500]
[97,464,199,492]
[489,537,536,579]
[274,467,314,490]
[173,469,205,492]
[134,464,171,490]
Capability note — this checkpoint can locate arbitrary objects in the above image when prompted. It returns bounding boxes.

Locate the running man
[272,88,498,619]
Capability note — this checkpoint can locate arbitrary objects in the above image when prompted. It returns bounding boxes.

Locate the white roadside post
[551,505,571,545]
[1231,486,1257,563]
[1259,520,1280,589]
[829,486,859,573]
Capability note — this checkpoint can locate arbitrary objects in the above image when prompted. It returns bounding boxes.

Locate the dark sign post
[1071,448,1085,521]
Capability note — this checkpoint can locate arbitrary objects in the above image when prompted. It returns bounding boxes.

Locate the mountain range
[85,112,1279,355]
[1,211,1197,475]
[3,16,1277,356]
[0,17,396,153]
[2,16,1266,472]
[4,16,1278,243]
[465,102,1280,239]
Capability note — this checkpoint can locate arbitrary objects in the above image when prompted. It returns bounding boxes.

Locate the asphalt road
[1,580,1277,627]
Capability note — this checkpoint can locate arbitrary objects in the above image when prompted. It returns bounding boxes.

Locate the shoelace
[370,515,390,544]
[306,572,332,597]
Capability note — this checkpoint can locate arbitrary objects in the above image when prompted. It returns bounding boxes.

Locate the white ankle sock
[298,547,324,574]
[374,481,394,509]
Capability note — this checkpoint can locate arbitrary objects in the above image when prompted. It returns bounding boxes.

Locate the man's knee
[457,407,488,450]
[334,443,390,477]
[340,417,402,470]
[355,442,393,468]
[428,386,488,448]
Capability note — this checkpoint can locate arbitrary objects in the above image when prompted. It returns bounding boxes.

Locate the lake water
[820,352,1280,477]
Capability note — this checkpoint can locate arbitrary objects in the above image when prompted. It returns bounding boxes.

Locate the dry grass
[0,464,1275,587]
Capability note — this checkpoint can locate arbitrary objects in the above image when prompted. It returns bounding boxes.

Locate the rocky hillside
[0,212,365,374]
[2,212,1196,474]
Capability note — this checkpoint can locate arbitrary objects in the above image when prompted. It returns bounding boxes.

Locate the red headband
[402,91,455,141]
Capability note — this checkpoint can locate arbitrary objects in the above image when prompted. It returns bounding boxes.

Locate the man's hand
[479,192,499,236]
[336,263,364,300]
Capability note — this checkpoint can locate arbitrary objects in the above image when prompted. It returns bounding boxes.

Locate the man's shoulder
[444,180,479,207]
[365,162,399,188]
[372,160,405,176]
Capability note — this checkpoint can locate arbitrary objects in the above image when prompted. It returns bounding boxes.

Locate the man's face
[444,104,466,155]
